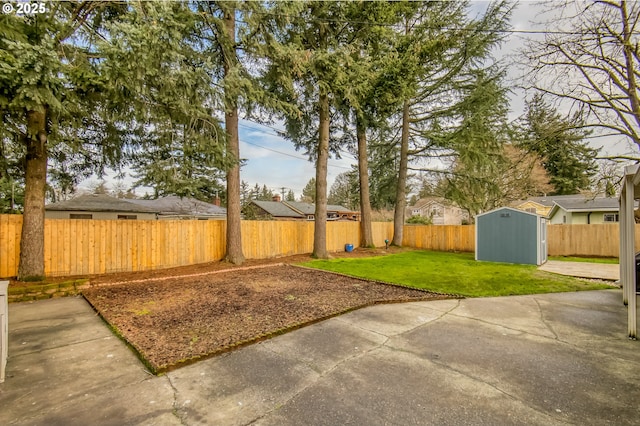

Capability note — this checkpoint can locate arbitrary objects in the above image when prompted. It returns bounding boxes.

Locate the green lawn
[549,256,619,264]
[301,250,613,297]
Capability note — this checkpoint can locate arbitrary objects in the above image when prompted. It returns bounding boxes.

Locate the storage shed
[475,207,547,265]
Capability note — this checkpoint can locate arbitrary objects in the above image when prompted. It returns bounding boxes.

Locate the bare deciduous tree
[523,0,640,151]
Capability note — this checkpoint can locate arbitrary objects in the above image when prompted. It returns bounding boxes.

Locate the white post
[621,165,638,339]
[0,280,8,383]
[627,171,638,339]
[620,180,629,305]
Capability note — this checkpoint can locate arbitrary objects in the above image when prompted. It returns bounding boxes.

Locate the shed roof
[45,194,157,213]
[476,206,541,219]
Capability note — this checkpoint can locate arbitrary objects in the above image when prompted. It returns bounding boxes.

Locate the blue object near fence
[345,244,354,253]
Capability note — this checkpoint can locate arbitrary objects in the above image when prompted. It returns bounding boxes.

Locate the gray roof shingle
[251,201,304,218]
[284,201,352,214]
[553,197,620,212]
[46,194,158,213]
[523,194,588,207]
[128,196,226,217]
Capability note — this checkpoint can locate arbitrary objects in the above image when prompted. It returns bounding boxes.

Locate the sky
[80,0,636,200]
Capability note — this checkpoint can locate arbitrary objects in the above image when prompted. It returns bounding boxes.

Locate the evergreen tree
[518,95,597,195]
[0,135,24,212]
[442,69,510,217]
[389,1,512,245]
[301,178,316,203]
[263,2,366,258]
[1,3,133,279]
[240,180,251,207]
[328,170,359,210]
[285,189,295,201]
[259,185,274,201]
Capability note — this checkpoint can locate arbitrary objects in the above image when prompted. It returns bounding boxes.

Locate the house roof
[518,194,589,208]
[284,201,352,215]
[552,197,620,213]
[128,196,226,217]
[46,194,158,213]
[250,201,304,218]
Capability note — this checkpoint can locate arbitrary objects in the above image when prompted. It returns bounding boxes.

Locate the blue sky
[237,120,356,197]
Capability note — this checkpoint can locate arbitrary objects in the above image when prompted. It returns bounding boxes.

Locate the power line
[239,119,359,161]
[240,139,353,170]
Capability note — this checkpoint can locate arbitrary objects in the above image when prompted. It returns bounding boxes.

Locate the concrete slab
[256,346,562,426]
[0,297,177,426]
[1,291,638,425]
[540,260,619,281]
[258,316,387,374]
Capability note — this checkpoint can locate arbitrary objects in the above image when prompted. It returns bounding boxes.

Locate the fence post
[0,280,7,383]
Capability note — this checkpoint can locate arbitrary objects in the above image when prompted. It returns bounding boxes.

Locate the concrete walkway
[539,260,620,281]
[1,291,638,425]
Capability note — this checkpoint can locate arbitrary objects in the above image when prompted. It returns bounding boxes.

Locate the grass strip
[301,250,613,297]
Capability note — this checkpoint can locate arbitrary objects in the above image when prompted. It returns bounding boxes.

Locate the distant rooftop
[46,194,157,213]
[523,194,591,207]
[250,201,304,218]
[128,196,226,217]
[552,197,620,212]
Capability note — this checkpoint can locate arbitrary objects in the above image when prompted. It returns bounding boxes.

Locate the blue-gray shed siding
[476,209,539,265]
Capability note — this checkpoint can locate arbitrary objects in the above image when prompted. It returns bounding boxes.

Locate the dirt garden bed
[82,258,453,374]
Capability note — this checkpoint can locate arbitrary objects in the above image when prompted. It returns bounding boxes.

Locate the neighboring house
[45,194,226,220]
[46,194,158,220]
[244,200,305,221]
[284,201,361,221]
[406,198,469,225]
[514,194,589,217]
[547,197,622,224]
[243,196,359,221]
[128,195,226,220]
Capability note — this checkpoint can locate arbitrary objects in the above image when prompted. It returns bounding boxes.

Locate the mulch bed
[83,262,453,374]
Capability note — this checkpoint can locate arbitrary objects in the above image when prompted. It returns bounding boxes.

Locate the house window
[117,215,137,220]
[526,208,537,214]
[603,213,619,222]
[70,214,92,220]
[562,215,566,224]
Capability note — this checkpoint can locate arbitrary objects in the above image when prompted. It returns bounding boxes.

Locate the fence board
[547,224,621,257]
[402,224,475,252]
[1,215,634,278]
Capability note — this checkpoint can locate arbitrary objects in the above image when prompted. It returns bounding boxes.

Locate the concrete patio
[539,260,620,281]
[0,290,638,425]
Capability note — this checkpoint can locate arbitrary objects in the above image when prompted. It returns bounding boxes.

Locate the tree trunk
[312,92,330,259]
[18,109,48,281]
[356,116,374,248]
[392,100,410,246]
[222,7,245,265]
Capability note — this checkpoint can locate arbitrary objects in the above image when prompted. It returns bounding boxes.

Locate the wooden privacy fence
[0,216,395,278]
[0,214,632,278]
[546,223,623,257]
